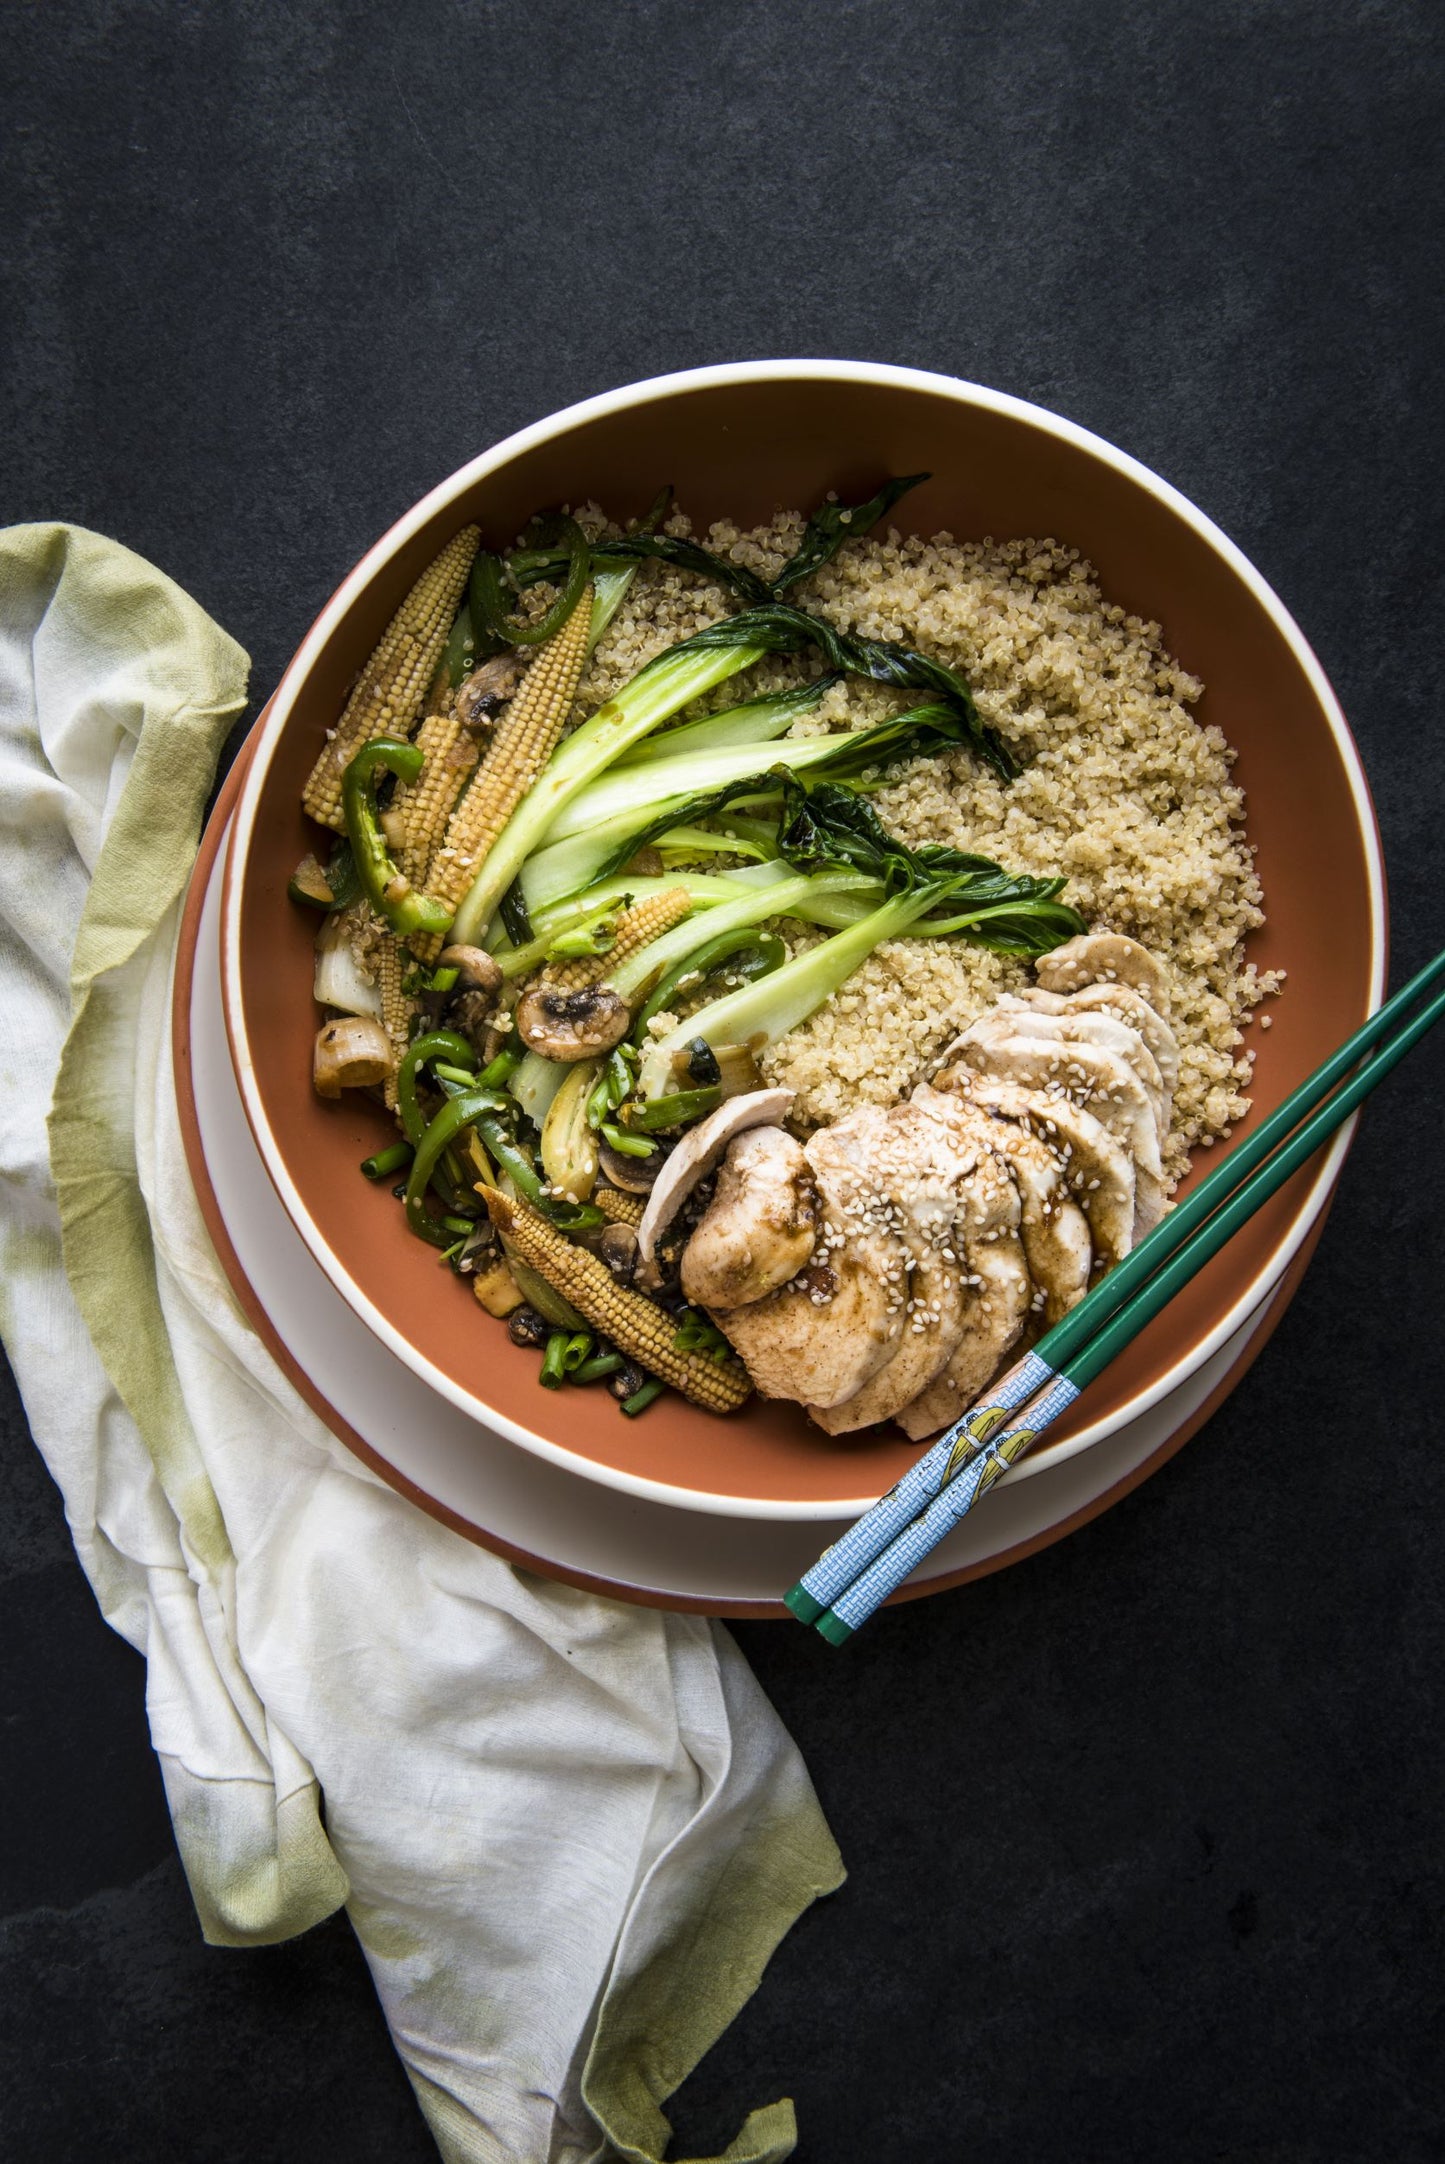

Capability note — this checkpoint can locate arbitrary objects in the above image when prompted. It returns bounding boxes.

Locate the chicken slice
[916,1082,1092,1327]
[1011,982,1180,1103]
[680,1127,818,1310]
[1034,932,1172,1016]
[935,1071,1136,1269]
[807,1097,984,1435]
[941,1030,1167,1237]
[893,1218,1032,1442]
[864,1103,1030,1441]
[978,999,1169,1145]
[712,1110,907,1409]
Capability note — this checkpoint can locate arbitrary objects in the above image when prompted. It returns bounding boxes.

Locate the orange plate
[218,364,1385,1517]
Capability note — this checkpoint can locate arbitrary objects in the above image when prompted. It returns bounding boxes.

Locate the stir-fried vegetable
[342,739,453,937]
[448,623,775,943]
[301,526,479,830]
[473,514,591,647]
[301,477,1096,1421]
[631,779,1084,1097]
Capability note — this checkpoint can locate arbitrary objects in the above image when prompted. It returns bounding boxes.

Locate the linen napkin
[0,523,843,2164]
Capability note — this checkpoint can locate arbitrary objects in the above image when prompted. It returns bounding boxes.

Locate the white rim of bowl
[221,360,1387,1522]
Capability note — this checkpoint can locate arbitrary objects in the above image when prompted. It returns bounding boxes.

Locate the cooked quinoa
[567,504,1280,1185]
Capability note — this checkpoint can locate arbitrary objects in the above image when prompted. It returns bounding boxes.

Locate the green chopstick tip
[815,1610,854,1647]
[784,1584,824,1625]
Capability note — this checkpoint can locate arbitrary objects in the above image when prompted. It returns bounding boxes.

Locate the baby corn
[416,585,592,954]
[547,886,693,990]
[479,1187,751,1413]
[372,925,415,1110]
[393,707,483,885]
[302,526,479,830]
[591,1185,645,1227]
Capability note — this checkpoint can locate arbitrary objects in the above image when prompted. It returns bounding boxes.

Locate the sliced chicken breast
[1011,982,1180,1102]
[978,999,1169,1145]
[807,1096,984,1435]
[680,1127,818,1310]
[881,1112,1030,1441]
[1035,932,1172,1016]
[918,1082,1092,1326]
[935,1071,1136,1268]
[894,1221,1032,1441]
[942,1031,1167,1236]
[713,1110,907,1409]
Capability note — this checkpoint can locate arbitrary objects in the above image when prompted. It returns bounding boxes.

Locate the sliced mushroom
[515,979,631,1062]
[455,649,526,731]
[439,944,503,1000]
[312,1016,392,1098]
[636,1088,795,1276]
[1034,933,1172,1016]
[598,1135,664,1193]
[596,1222,639,1281]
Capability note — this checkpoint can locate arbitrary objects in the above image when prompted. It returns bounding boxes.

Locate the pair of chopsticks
[787,946,1445,1644]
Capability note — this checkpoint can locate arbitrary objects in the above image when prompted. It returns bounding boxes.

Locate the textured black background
[4,3,1444,2159]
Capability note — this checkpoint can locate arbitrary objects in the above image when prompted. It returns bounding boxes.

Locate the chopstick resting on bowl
[787,946,1445,1643]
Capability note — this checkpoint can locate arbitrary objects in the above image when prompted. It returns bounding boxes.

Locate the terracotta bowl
[221,361,1385,1520]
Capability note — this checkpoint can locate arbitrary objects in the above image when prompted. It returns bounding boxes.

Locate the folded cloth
[0,524,843,2164]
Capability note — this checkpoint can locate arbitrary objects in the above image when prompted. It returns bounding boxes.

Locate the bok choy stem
[636,889,945,1097]
[448,632,770,945]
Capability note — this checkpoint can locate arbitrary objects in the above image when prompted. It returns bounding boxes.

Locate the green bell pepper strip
[472,514,589,649]
[342,739,453,937]
[623,1086,724,1133]
[472,1114,606,1232]
[630,928,786,1044]
[403,1088,510,1247]
[396,1031,477,1147]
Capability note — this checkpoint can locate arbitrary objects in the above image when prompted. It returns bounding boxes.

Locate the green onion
[672,1313,734,1362]
[599,1122,657,1158]
[573,1350,625,1385]
[539,1331,570,1388]
[478,1042,525,1089]
[360,1140,415,1181]
[560,1331,595,1372]
[620,1378,666,1417]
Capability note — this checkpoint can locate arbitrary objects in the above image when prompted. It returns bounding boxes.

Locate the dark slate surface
[3,3,1443,2158]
